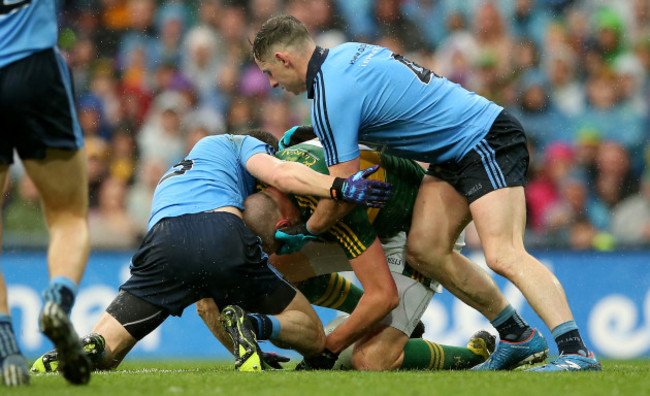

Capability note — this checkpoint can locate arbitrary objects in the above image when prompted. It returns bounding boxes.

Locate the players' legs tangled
[406,176,551,370]
[406,176,509,320]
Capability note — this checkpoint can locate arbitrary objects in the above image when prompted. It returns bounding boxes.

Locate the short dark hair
[243,192,281,254]
[253,15,311,61]
[235,129,279,151]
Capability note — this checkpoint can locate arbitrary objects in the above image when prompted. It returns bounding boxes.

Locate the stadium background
[3,0,650,361]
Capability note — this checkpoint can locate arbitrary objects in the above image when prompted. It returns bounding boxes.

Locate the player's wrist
[329,177,345,200]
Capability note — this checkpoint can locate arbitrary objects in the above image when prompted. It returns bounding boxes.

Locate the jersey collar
[306,46,329,99]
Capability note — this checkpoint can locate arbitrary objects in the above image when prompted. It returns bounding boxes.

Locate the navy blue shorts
[0,48,84,164]
[121,211,297,317]
[427,110,529,203]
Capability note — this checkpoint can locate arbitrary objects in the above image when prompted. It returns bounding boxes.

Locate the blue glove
[279,126,317,150]
[274,224,321,255]
[330,165,392,208]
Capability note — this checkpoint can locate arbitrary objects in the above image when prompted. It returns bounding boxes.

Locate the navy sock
[0,315,21,360]
[552,321,588,356]
[246,314,273,340]
[491,305,533,342]
[42,276,77,315]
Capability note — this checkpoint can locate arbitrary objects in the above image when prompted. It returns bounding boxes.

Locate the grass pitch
[10,359,650,396]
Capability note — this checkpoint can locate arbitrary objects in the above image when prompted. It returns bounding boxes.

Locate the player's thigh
[469,186,527,260]
[408,174,470,256]
[22,148,88,214]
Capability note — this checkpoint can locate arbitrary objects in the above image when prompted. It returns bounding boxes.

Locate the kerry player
[236,134,494,370]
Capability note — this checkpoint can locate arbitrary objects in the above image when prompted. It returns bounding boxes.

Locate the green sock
[296,273,363,314]
[400,339,486,370]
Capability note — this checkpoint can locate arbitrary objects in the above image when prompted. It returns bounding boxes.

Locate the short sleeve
[310,72,362,166]
[238,135,275,164]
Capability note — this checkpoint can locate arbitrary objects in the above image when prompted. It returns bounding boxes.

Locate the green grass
[8,360,650,396]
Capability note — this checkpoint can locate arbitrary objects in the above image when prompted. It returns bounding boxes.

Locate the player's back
[148,134,270,230]
[0,0,58,68]
[320,43,503,163]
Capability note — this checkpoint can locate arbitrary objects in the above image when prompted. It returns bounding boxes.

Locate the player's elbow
[265,161,297,192]
[366,289,399,317]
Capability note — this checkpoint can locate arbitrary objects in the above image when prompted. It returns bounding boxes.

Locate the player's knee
[483,246,524,278]
[406,237,447,270]
[308,324,327,355]
[351,344,400,371]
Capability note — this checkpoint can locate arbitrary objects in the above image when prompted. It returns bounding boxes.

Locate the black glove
[279,126,317,149]
[294,348,339,371]
[261,351,291,370]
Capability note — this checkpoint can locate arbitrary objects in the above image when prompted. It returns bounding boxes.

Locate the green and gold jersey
[276,140,424,259]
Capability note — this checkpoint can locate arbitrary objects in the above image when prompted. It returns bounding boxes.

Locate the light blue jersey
[0,0,59,68]
[307,43,503,166]
[147,134,274,230]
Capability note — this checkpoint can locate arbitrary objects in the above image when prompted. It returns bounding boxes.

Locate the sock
[246,314,280,340]
[297,273,363,314]
[0,314,22,360]
[42,276,78,315]
[491,304,533,342]
[400,338,485,370]
[552,320,588,356]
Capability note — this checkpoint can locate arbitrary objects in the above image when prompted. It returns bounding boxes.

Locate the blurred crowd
[3,0,650,251]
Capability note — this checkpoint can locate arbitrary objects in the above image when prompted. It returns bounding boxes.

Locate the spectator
[573,69,645,172]
[509,71,572,155]
[592,141,638,209]
[1,0,643,251]
[526,142,575,233]
[610,171,650,246]
[137,91,188,167]
[127,158,167,237]
[2,175,48,246]
[89,177,139,249]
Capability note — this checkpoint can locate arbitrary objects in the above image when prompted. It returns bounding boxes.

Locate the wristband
[329,177,345,200]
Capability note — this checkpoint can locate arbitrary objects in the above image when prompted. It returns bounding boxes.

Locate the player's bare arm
[246,153,388,207]
[323,238,398,354]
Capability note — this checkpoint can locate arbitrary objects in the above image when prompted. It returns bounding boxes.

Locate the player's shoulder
[277,141,326,168]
